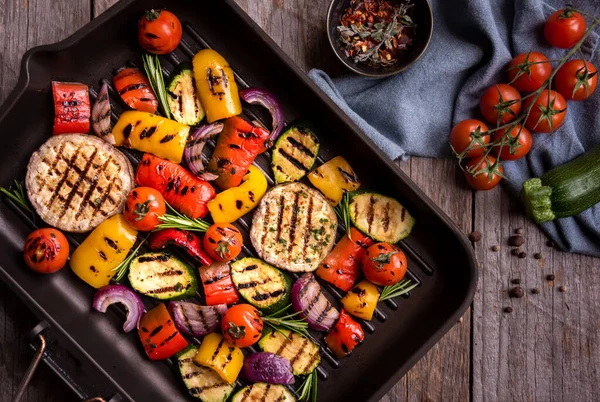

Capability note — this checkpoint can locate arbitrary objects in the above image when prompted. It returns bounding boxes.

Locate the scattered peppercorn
[534,253,542,260]
[559,285,567,293]
[468,231,482,243]
[509,286,524,298]
[492,245,500,252]
[546,240,555,247]
[511,278,521,285]
[546,274,555,281]
[531,288,540,294]
[518,251,527,259]
[508,235,525,247]
[504,306,513,313]
[511,249,520,256]
[515,228,524,235]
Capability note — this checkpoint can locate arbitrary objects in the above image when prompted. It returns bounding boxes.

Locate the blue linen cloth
[309,0,600,257]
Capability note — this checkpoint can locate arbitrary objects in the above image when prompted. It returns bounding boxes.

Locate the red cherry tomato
[555,59,598,101]
[23,228,69,273]
[138,9,182,54]
[123,187,167,231]
[449,119,490,158]
[544,9,586,49]
[508,52,552,93]
[202,223,243,262]
[361,242,407,286]
[222,304,264,348]
[479,84,522,125]
[524,90,567,133]
[465,155,503,191]
[492,125,532,161]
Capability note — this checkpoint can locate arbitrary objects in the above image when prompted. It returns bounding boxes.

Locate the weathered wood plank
[472,184,600,401]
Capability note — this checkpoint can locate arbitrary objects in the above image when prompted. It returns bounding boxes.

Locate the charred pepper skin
[325,309,365,358]
[149,228,214,266]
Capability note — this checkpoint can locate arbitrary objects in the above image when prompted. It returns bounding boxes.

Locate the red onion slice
[168,301,227,337]
[239,88,285,147]
[184,122,224,178]
[91,82,115,144]
[240,352,295,385]
[92,284,145,333]
[291,273,339,331]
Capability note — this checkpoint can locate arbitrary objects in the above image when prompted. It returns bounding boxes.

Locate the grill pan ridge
[0,1,477,401]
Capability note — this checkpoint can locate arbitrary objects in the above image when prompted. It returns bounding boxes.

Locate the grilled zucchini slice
[176,346,235,402]
[129,252,197,300]
[349,192,415,243]
[271,124,320,184]
[258,328,320,376]
[230,258,292,314]
[167,63,205,126]
[231,383,296,402]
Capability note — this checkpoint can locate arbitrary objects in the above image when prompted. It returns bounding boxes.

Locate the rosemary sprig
[142,53,171,119]
[379,278,418,301]
[0,180,33,214]
[262,305,310,338]
[112,236,148,281]
[334,192,353,239]
[297,369,318,402]
[155,202,211,232]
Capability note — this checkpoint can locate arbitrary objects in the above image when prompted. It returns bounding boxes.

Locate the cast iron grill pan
[0,1,477,401]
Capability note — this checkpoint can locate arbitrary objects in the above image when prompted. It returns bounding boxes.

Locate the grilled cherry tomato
[138,9,182,54]
[449,119,490,158]
[139,304,188,360]
[524,90,567,133]
[123,187,166,231]
[361,242,407,286]
[508,52,552,93]
[544,9,586,49]
[203,223,243,262]
[479,84,522,124]
[222,304,264,348]
[465,155,503,191]
[23,228,69,274]
[492,125,532,161]
[555,59,598,101]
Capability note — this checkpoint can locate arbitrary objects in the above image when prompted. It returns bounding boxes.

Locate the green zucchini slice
[129,252,197,300]
[231,383,296,402]
[271,124,320,184]
[176,346,235,402]
[167,63,205,126]
[258,328,320,376]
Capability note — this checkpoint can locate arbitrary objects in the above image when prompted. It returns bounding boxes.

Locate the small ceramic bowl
[327,0,433,77]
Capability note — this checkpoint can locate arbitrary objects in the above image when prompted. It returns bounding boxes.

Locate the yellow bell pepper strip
[112,111,190,163]
[207,165,267,223]
[193,332,244,384]
[70,214,138,288]
[340,280,380,321]
[308,156,361,206]
[193,49,242,123]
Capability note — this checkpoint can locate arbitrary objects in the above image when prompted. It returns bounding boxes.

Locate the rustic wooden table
[1,0,599,401]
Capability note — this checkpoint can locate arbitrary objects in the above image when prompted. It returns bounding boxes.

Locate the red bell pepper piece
[136,153,216,219]
[316,227,373,292]
[149,228,214,267]
[199,262,239,306]
[113,67,158,113]
[138,304,188,360]
[325,309,365,359]
[207,116,270,190]
[52,81,90,135]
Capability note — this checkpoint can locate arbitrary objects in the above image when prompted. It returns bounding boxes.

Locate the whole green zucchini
[521,146,600,223]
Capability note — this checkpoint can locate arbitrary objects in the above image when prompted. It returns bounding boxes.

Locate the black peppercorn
[504,306,513,313]
[534,253,542,260]
[511,278,521,285]
[469,231,482,243]
[508,235,525,247]
[546,274,556,281]
[509,287,524,298]
[531,288,540,295]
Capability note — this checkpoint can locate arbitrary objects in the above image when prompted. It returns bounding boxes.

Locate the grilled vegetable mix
[17,9,428,402]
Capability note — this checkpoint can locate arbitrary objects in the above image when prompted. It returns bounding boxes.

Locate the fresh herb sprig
[334,192,353,239]
[297,369,318,402]
[0,180,33,215]
[262,304,310,338]
[113,236,148,281]
[142,53,171,119]
[379,278,418,301]
[155,202,211,232]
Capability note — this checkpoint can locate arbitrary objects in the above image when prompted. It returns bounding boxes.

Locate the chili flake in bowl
[327,0,433,77]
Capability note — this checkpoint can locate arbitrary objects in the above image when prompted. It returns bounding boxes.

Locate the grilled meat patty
[26,134,134,232]
[250,182,337,272]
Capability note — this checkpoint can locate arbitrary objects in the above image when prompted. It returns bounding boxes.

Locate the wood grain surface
[0,1,598,402]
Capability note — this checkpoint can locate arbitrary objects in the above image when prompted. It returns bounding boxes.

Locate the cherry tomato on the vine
[465,155,503,191]
[508,52,552,93]
[203,223,243,262]
[479,84,522,124]
[524,90,567,133]
[555,59,598,101]
[222,304,264,348]
[544,9,586,49]
[449,119,490,158]
[123,187,167,231]
[23,228,69,274]
[492,125,532,161]
[361,242,407,286]
[138,9,182,54]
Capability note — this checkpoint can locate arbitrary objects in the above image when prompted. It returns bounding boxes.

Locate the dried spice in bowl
[337,0,415,68]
